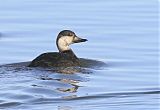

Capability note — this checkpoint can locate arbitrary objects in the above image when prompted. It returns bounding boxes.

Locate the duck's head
[56,30,87,52]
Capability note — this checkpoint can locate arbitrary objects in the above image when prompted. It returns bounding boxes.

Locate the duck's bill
[73,36,88,43]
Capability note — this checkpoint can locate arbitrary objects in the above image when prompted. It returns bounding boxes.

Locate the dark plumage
[28,30,87,67]
[28,30,105,68]
[28,50,80,67]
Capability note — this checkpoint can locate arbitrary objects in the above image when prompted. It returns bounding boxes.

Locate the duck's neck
[61,49,78,59]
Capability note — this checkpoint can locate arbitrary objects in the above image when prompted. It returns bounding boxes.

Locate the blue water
[0,0,159,110]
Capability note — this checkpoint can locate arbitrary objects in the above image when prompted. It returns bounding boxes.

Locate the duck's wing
[28,52,80,67]
[79,58,106,68]
[28,52,61,67]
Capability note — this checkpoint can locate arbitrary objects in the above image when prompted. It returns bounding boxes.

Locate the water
[0,0,159,110]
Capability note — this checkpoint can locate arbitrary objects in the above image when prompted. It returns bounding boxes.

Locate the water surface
[0,0,159,110]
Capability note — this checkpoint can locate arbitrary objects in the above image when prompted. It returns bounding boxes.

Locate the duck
[28,30,88,67]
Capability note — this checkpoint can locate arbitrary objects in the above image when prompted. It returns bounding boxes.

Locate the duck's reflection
[0,63,90,98]
[38,67,90,94]
[56,78,80,93]
[39,75,81,93]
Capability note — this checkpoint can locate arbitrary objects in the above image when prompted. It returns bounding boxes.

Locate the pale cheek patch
[58,38,66,46]
[65,36,73,45]
[57,36,73,51]
[58,36,72,45]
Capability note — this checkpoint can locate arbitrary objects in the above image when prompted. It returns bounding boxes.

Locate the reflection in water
[58,106,73,110]
[0,60,159,110]
[37,73,81,101]
[0,62,89,94]
[39,72,82,94]
[62,95,78,100]
[57,83,79,93]
[38,73,81,93]
[0,64,87,110]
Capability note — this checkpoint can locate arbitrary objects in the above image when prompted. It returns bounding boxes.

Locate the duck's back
[28,51,80,67]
